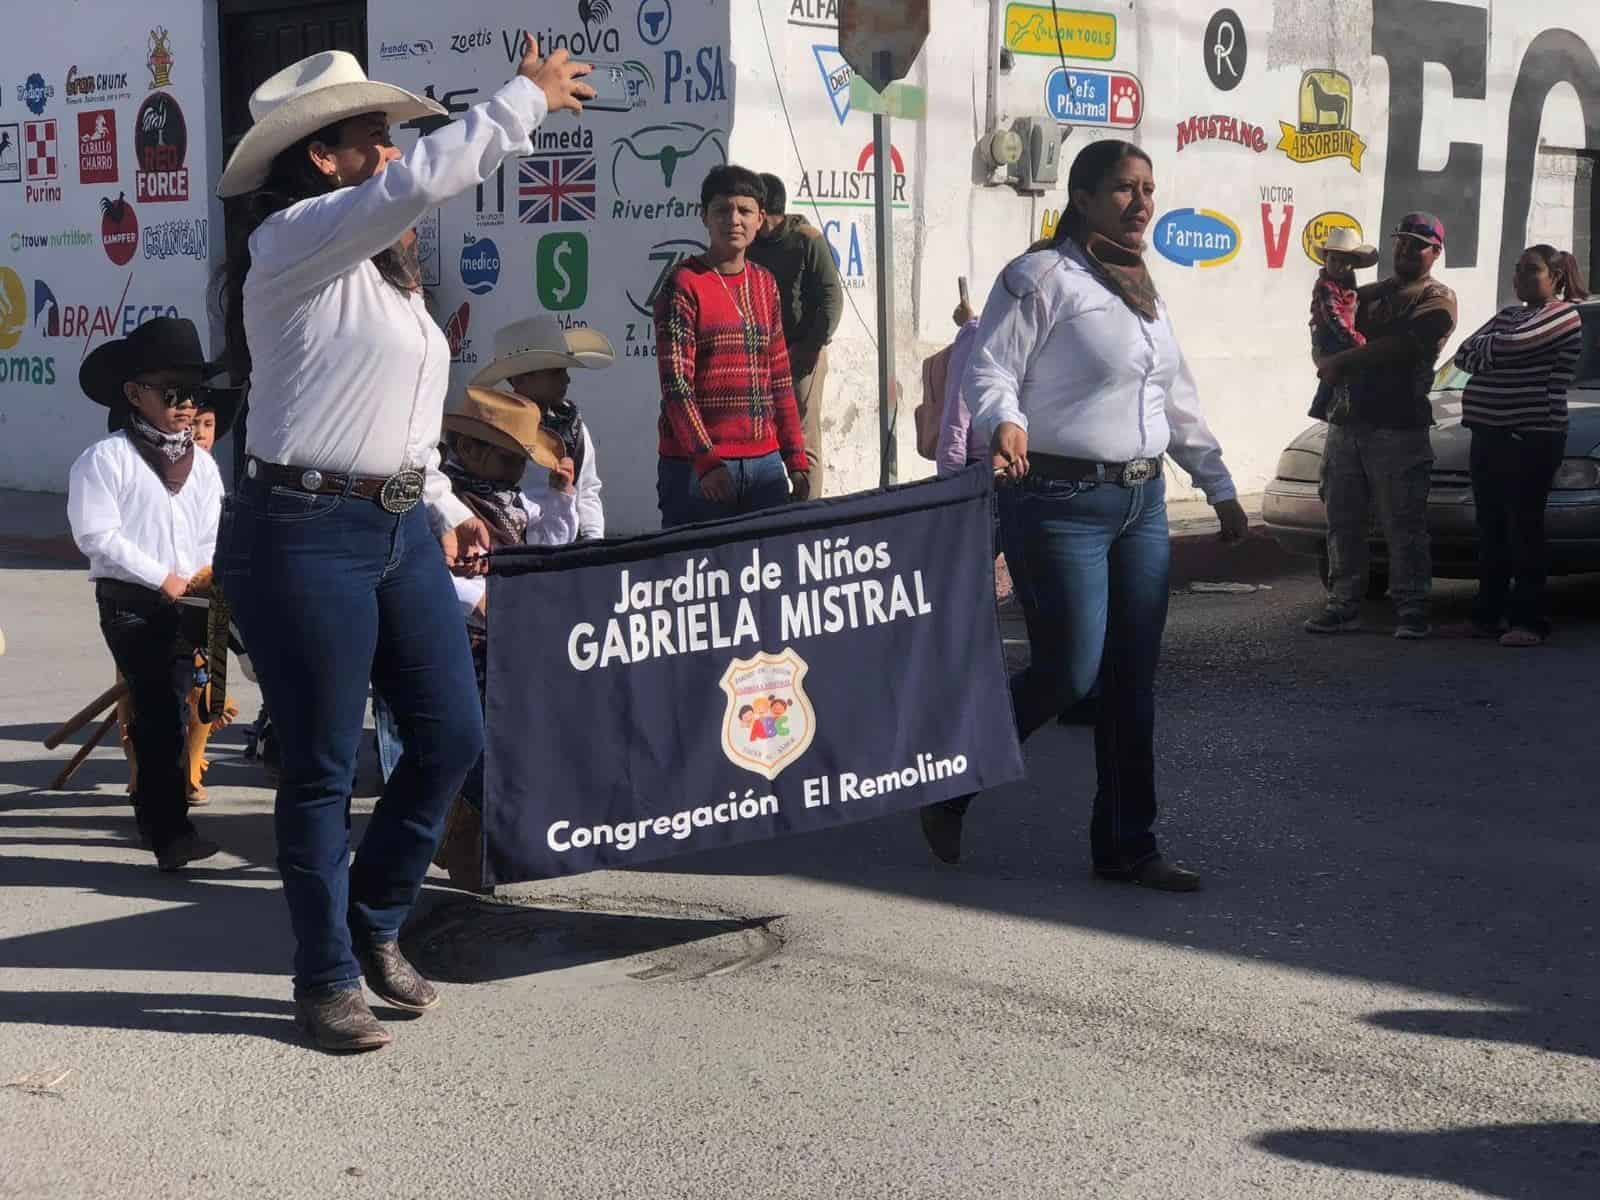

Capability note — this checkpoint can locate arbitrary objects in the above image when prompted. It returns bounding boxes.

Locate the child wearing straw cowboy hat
[1308,225,1380,424]
[67,316,231,872]
[213,38,594,1053]
[470,315,617,541]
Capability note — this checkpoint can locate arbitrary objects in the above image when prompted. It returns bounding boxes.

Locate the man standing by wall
[748,173,843,496]
[1307,213,1457,640]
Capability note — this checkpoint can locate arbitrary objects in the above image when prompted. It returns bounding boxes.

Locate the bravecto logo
[1152,208,1241,268]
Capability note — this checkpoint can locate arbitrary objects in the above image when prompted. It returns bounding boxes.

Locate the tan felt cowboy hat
[446,387,565,470]
[468,316,616,388]
[216,50,445,198]
[1321,226,1379,268]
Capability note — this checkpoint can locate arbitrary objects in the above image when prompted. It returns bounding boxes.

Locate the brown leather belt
[244,457,425,514]
[1028,452,1162,487]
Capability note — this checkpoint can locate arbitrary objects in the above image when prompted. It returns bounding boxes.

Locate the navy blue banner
[482,466,1023,884]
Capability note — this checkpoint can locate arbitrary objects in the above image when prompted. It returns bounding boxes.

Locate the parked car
[1262,302,1600,590]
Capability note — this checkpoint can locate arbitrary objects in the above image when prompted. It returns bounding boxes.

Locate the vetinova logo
[460,234,501,295]
[1152,208,1240,268]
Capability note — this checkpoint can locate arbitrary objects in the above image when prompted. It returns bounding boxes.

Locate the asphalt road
[2,543,1597,1199]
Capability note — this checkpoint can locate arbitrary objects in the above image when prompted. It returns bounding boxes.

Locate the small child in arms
[1309,227,1379,422]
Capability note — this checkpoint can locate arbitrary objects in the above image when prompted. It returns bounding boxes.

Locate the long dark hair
[1048,139,1153,249]
[216,118,416,381]
[1524,244,1590,301]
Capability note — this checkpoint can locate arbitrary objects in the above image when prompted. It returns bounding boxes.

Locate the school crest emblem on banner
[719,649,816,779]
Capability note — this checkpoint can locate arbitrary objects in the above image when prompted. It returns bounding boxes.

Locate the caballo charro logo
[1302,211,1364,265]
[1152,208,1240,268]
[1278,70,1365,170]
[719,649,817,780]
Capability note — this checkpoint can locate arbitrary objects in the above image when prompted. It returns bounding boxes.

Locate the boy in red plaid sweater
[655,164,809,527]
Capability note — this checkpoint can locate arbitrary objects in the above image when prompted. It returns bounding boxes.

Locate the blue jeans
[657,452,790,528]
[216,476,484,993]
[957,476,1170,869]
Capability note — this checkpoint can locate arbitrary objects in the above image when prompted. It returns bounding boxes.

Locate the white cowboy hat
[468,316,617,387]
[1321,226,1379,268]
[216,51,444,198]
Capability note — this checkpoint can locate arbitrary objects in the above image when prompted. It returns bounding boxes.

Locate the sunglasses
[131,381,198,408]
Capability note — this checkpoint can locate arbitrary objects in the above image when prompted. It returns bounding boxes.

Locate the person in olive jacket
[748,173,844,494]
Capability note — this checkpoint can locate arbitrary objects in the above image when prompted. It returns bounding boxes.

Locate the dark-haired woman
[919,140,1247,890]
[1450,245,1588,646]
[214,44,592,1051]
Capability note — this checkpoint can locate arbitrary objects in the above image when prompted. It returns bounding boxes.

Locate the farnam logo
[1152,208,1241,268]
[609,122,726,221]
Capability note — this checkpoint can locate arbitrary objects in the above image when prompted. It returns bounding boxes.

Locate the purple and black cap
[1393,212,1445,249]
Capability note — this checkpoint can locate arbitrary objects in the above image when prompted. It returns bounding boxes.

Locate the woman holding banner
[214,42,593,1051]
[919,141,1247,891]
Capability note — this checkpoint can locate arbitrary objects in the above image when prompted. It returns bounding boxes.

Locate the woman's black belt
[244,457,425,513]
[1029,453,1161,487]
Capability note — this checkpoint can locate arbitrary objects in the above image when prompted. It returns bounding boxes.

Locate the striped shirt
[1456,301,1583,431]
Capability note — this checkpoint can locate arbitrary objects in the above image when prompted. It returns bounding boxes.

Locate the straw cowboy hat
[445,387,565,470]
[79,317,232,432]
[1321,226,1379,268]
[216,50,445,197]
[468,316,616,388]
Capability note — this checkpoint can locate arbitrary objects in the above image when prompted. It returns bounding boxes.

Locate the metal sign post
[872,51,897,488]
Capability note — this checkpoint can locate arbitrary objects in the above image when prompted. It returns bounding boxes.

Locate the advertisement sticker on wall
[1045,68,1141,129]
[1152,208,1241,268]
[1277,70,1366,171]
[1004,4,1116,61]
[1302,211,1365,265]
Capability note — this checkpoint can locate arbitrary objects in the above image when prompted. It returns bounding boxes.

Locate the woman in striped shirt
[1452,245,1588,645]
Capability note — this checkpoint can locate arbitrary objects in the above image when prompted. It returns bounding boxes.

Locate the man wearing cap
[68,317,230,872]
[1308,212,1457,639]
[469,316,615,540]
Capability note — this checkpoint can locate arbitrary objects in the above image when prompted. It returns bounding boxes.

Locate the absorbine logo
[1278,69,1366,170]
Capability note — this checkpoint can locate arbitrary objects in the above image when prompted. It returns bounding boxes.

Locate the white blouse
[452,489,580,622]
[242,76,550,532]
[520,425,604,540]
[68,433,223,589]
[964,241,1237,503]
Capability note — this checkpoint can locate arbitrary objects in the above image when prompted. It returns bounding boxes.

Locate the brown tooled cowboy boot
[357,941,440,1013]
[295,986,393,1052]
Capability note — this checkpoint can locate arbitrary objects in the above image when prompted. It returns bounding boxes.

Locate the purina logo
[1152,208,1240,268]
[460,234,501,295]
[379,39,436,61]
[23,119,62,204]
[18,73,55,116]
[813,46,852,124]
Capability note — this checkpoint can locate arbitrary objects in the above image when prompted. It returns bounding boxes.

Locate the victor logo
[1152,208,1241,268]
[1278,70,1365,170]
[1259,186,1294,269]
[1175,114,1267,153]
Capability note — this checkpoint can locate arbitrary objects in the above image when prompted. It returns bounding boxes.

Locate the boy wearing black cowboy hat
[68,316,231,871]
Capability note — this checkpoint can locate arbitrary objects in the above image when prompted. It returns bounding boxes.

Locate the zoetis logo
[135,92,189,202]
[719,649,816,780]
[1175,114,1267,153]
[1152,208,1241,268]
[100,192,139,265]
[1278,70,1365,170]
[460,234,501,295]
[795,142,908,209]
[1302,211,1364,265]
[78,110,118,184]
[609,122,726,221]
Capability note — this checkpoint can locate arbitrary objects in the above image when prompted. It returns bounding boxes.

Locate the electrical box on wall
[1006,117,1061,195]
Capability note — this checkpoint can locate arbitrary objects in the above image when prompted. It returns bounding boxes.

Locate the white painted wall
[3,0,1598,534]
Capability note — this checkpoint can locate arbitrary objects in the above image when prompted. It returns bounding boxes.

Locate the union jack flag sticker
[517,153,597,224]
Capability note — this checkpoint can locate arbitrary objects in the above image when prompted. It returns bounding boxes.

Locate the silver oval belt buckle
[1121,459,1155,486]
[379,469,425,514]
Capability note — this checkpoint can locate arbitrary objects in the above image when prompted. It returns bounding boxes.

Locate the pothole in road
[401,893,782,985]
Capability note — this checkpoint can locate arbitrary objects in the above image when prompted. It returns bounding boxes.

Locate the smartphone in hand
[581,61,639,112]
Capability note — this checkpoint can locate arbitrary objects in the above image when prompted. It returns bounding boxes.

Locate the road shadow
[1254,1122,1600,1198]
[1365,1007,1600,1063]
[0,989,302,1046]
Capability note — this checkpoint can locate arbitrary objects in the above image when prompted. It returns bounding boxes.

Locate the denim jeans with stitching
[656,451,790,528]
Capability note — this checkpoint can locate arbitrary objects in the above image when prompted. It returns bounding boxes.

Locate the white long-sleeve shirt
[452,489,580,620]
[68,433,223,589]
[964,241,1237,503]
[520,425,603,540]
[242,75,549,533]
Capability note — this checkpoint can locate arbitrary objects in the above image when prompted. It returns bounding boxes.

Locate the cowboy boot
[184,686,211,805]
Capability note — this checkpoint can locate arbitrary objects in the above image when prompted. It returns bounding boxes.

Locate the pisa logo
[1152,208,1240,268]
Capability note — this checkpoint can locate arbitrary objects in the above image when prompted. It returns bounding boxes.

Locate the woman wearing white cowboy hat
[213,39,593,1053]
[471,316,616,541]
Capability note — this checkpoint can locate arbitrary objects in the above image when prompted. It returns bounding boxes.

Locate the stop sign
[839,0,930,92]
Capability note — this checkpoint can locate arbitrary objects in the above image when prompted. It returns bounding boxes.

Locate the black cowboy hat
[79,317,233,433]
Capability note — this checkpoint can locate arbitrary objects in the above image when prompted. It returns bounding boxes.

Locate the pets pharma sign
[1044,67,1142,128]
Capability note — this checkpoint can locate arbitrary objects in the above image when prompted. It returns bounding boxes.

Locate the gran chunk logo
[1175,114,1267,153]
[134,92,189,202]
[64,66,131,104]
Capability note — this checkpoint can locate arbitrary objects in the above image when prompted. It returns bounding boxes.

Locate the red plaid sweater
[655,258,807,476]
